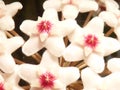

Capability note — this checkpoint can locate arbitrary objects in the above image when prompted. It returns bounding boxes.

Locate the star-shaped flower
[20,8,77,57]
[97,0,120,44]
[81,67,120,90]
[43,0,98,19]
[81,67,103,90]
[18,50,80,90]
[0,65,24,90]
[0,0,23,31]
[62,16,120,73]
[98,0,120,27]
[0,36,24,73]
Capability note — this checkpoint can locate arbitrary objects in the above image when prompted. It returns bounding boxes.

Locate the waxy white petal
[6,2,23,17]
[42,8,58,22]
[0,54,16,73]
[85,53,105,73]
[45,37,65,57]
[62,5,79,19]
[102,37,120,56]
[81,67,102,89]
[107,58,120,72]
[105,0,120,16]
[84,17,104,34]
[20,20,38,36]
[99,11,118,27]
[22,36,44,56]
[6,36,24,53]
[43,0,61,11]
[62,43,84,61]
[4,65,24,90]
[59,67,80,86]
[51,19,77,37]
[0,15,14,31]
[40,50,59,70]
[102,72,120,90]
[18,64,38,83]
[78,0,98,12]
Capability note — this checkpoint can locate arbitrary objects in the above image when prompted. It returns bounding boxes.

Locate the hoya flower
[98,1,120,42]
[0,0,23,31]
[0,36,24,73]
[62,16,120,73]
[20,8,77,57]
[81,67,103,90]
[18,50,80,90]
[98,0,120,27]
[43,0,98,19]
[81,67,120,90]
[102,72,120,90]
[1,65,24,90]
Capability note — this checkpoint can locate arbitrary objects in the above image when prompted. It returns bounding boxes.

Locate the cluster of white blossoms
[0,0,120,90]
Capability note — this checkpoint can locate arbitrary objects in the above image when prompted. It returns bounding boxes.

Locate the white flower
[2,65,24,90]
[102,72,120,90]
[43,0,98,19]
[0,65,24,90]
[98,0,120,43]
[62,17,120,73]
[0,0,23,31]
[18,50,80,90]
[81,67,103,90]
[0,36,24,73]
[98,0,120,27]
[20,8,77,57]
[81,67,120,90]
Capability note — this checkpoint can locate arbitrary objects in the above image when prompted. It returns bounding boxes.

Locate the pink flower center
[39,72,56,89]
[37,20,52,33]
[84,34,99,48]
[0,83,4,90]
[69,0,73,4]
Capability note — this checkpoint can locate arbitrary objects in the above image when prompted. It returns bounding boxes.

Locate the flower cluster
[0,0,120,90]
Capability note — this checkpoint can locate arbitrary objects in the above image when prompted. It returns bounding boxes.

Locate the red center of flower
[69,0,72,4]
[0,83,4,90]
[37,20,52,33]
[39,72,56,89]
[84,34,99,48]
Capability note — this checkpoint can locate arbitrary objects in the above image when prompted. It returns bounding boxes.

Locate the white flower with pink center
[43,0,98,19]
[20,8,77,57]
[62,17,120,73]
[18,50,80,90]
[0,0,23,31]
